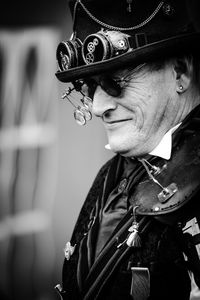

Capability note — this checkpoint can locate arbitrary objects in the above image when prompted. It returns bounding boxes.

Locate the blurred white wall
[0,2,113,300]
[53,85,113,281]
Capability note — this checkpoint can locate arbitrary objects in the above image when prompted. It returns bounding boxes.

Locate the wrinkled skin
[92,61,195,157]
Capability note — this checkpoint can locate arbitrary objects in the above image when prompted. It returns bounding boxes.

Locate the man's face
[92,63,181,157]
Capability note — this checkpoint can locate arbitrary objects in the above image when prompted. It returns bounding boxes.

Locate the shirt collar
[149,123,181,160]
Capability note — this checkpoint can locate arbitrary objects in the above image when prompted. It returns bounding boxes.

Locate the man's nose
[92,86,117,118]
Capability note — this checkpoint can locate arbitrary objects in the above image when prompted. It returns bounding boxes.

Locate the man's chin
[108,143,134,157]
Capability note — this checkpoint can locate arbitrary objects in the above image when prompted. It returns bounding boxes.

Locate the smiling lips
[105,118,132,125]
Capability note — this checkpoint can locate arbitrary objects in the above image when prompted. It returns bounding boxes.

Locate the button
[162,3,175,17]
[118,178,128,193]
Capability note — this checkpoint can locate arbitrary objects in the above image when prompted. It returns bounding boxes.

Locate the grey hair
[147,54,200,92]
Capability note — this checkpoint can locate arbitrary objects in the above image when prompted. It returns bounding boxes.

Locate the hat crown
[69,0,197,42]
[55,0,200,82]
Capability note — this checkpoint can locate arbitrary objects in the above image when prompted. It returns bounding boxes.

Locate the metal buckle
[158,182,178,203]
[150,163,167,176]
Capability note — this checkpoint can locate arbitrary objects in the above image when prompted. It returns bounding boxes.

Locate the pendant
[127,206,141,247]
[117,206,141,249]
[127,221,141,247]
[127,0,132,13]
[64,241,76,260]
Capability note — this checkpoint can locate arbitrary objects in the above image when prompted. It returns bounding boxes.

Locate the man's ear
[174,57,192,93]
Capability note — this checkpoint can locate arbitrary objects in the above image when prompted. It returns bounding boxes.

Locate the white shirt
[148,123,181,160]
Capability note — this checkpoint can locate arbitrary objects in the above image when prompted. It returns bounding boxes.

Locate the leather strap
[130,267,150,300]
[132,109,200,219]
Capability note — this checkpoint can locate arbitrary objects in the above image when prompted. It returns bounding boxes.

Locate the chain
[74,0,164,32]
[138,158,166,191]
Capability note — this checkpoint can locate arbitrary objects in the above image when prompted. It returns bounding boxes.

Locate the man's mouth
[105,118,132,124]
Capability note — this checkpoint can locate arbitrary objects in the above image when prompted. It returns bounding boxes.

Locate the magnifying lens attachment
[82,96,93,111]
[74,108,86,126]
[61,82,93,126]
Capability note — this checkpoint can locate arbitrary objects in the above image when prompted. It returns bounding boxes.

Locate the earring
[179,85,183,91]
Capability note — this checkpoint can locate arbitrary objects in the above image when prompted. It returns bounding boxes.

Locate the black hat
[56,0,200,83]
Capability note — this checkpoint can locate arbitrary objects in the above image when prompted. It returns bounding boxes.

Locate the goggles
[56,30,132,71]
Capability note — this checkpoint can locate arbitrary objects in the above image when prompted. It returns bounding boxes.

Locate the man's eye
[100,76,122,97]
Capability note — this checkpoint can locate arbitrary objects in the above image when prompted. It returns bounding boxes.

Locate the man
[55,0,200,299]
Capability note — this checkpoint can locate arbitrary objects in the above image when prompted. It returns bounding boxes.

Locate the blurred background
[0,1,113,299]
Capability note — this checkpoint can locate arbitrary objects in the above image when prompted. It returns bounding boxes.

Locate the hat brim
[56,33,200,83]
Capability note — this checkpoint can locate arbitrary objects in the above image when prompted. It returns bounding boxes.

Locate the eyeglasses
[61,63,146,125]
